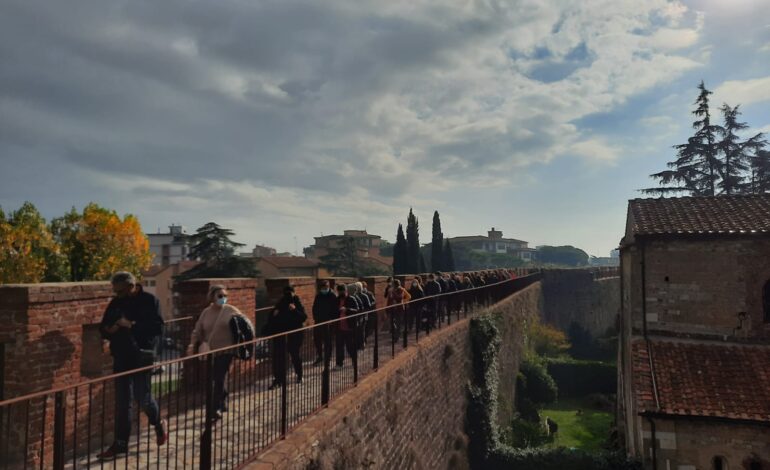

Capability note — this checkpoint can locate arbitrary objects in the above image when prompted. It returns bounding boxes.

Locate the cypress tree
[431,211,444,271]
[393,224,408,275]
[444,239,456,271]
[405,208,421,274]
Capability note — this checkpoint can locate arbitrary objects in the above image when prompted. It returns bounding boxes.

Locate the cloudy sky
[1,0,769,257]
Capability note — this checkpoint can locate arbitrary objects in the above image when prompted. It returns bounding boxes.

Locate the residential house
[304,230,392,272]
[448,228,537,261]
[256,256,320,278]
[618,195,770,469]
[147,224,189,266]
[142,260,199,320]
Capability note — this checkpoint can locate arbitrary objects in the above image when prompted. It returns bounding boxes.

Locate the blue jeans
[113,358,160,446]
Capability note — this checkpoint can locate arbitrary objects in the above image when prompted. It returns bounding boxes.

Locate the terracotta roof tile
[632,339,770,422]
[629,195,770,237]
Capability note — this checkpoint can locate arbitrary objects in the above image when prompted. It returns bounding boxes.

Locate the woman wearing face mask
[188,285,240,420]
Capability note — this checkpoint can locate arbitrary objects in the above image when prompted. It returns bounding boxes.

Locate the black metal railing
[0,271,542,470]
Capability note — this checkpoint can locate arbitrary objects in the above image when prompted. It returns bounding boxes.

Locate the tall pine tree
[405,208,421,274]
[750,148,770,193]
[431,211,444,272]
[644,81,720,196]
[443,239,456,271]
[716,104,766,195]
[393,224,408,275]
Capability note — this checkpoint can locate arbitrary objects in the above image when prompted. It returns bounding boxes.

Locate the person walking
[423,273,442,332]
[334,284,359,369]
[311,280,337,366]
[97,272,167,460]
[188,284,241,420]
[386,279,411,339]
[407,277,425,333]
[265,286,307,388]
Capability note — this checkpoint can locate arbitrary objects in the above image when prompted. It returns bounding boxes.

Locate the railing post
[373,312,379,370]
[321,325,330,406]
[280,336,288,438]
[53,391,65,470]
[200,354,214,470]
[402,308,408,349]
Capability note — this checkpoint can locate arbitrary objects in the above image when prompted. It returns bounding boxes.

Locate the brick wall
[624,238,770,339]
[642,417,770,469]
[541,269,620,337]
[0,282,114,400]
[0,282,114,468]
[245,282,544,470]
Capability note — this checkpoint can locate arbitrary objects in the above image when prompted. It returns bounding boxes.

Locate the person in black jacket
[266,285,307,389]
[423,273,442,331]
[334,284,359,369]
[97,272,167,461]
[312,280,337,366]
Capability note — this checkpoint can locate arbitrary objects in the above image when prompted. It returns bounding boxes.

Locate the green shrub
[545,358,616,399]
[517,359,558,406]
[466,315,640,470]
[503,418,553,448]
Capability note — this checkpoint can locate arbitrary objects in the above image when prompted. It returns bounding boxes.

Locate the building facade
[448,228,536,261]
[142,261,199,320]
[147,224,190,266]
[618,195,770,470]
[255,256,320,278]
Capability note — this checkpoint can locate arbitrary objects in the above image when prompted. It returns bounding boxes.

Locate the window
[713,456,727,470]
[763,280,770,322]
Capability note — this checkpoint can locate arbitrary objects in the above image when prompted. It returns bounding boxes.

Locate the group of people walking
[95,268,518,461]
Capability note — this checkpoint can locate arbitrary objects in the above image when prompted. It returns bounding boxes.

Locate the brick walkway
[65,327,419,470]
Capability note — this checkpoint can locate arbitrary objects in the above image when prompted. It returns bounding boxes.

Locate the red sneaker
[156,419,168,446]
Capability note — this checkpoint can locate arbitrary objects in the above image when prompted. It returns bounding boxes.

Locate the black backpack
[229,314,256,360]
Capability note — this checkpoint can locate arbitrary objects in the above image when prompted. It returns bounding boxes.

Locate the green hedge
[466,315,639,470]
[545,358,616,398]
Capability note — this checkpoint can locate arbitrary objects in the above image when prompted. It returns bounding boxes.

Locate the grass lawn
[540,398,613,452]
[151,378,181,397]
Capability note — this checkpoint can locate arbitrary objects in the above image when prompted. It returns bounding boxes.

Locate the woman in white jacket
[188,284,242,419]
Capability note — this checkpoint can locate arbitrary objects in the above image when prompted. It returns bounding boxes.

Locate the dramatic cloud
[1,0,765,256]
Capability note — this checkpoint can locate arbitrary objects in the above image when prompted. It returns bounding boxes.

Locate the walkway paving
[64,325,429,470]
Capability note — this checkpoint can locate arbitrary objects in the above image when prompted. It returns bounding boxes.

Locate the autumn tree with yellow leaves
[0,202,60,283]
[51,203,153,281]
[0,202,153,284]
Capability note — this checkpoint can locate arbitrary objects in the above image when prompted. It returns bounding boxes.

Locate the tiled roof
[632,339,770,422]
[259,256,319,268]
[628,195,770,236]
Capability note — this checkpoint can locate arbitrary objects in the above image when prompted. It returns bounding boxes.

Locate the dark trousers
[114,360,160,446]
[212,354,233,413]
[272,334,303,383]
[335,328,358,368]
[313,325,332,361]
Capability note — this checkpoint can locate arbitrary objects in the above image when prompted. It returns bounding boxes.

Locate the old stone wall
[642,417,770,470]
[624,238,770,339]
[541,269,620,337]
[245,282,543,470]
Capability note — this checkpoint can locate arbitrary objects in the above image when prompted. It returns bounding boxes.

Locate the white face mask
[216,296,228,306]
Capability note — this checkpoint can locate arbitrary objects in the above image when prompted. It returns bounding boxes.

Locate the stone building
[618,195,770,470]
[448,228,537,261]
[147,224,189,266]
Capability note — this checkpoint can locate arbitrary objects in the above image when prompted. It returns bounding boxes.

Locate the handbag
[198,307,225,359]
[138,348,156,367]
